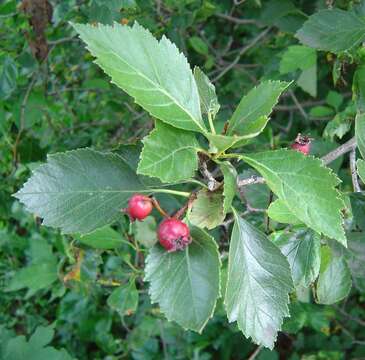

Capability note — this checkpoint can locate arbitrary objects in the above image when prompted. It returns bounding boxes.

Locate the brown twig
[334,305,365,327]
[237,175,265,187]
[200,161,221,191]
[173,192,198,219]
[213,27,271,82]
[321,136,356,165]
[215,13,259,25]
[151,197,169,218]
[248,345,263,360]
[289,90,308,120]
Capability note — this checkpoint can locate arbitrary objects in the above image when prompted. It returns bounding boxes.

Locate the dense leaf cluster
[2,0,365,359]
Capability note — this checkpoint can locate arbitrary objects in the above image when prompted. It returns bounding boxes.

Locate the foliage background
[1,0,365,359]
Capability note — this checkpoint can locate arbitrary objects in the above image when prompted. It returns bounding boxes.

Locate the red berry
[127,194,153,221]
[157,218,191,252]
[291,134,311,155]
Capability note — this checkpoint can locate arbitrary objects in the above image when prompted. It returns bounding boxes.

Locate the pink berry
[291,134,311,155]
[127,194,153,221]
[157,218,191,252]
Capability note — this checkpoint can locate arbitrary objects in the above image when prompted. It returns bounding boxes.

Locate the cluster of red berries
[126,134,310,252]
[126,194,191,252]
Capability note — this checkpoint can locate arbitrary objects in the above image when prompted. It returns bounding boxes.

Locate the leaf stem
[150,188,190,197]
[219,153,242,159]
[208,112,216,134]
[151,197,169,217]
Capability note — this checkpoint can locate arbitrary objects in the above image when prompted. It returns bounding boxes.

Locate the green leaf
[319,245,332,274]
[309,106,334,118]
[115,143,143,170]
[0,56,18,99]
[145,226,221,332]
[205,133,249,153]
[282,302,307,334]
[355,113,365,159]
[14,148,147,234]
[137,121,200,182]
[345,232,365,292]
[73,22,205,133]
[116,142,161,187]
[279,45,317,97]
[298,65,317,97]
[76,225,125,249]
[261,0,296,25]
[357,159,365,184]
[7,262,58,293]
[316,253,352,305]
[193,67,220,118]
[296,9,365,53]
[133,216,158,248]
[239,169,271,209]
[323,113,351,141]
[189,36,209,55]
[107,279,139,316]
[227,80,289,138]
[188,190,225,230]
[349,192,365,231]
[353,66,365,112]
[271,229,321,287]
[279,45,316,74]
[219,161,237,215]
[242,150,346,245]
[267,199,301,225]
[225,210,293,349]
[2,326,73,360]
[326,91,343,111]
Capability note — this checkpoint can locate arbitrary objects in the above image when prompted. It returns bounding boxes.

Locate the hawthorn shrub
[3,0,365,358]
[14,13,365,351]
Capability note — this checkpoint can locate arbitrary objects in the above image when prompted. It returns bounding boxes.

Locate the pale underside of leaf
[144,226,221,333]
[227,80,290,137]
[73,22,206,133]
[225,211,293,349]
[193,66,220,117]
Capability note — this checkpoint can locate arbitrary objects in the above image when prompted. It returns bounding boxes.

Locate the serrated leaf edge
[295,9,365,53]
[13,148,152,234]
[136,125,200,183]
[72,21,206,134]
[241,149,346,245]
[144,228,221,333]
[224,208,292,349]
[227,80,291,136]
